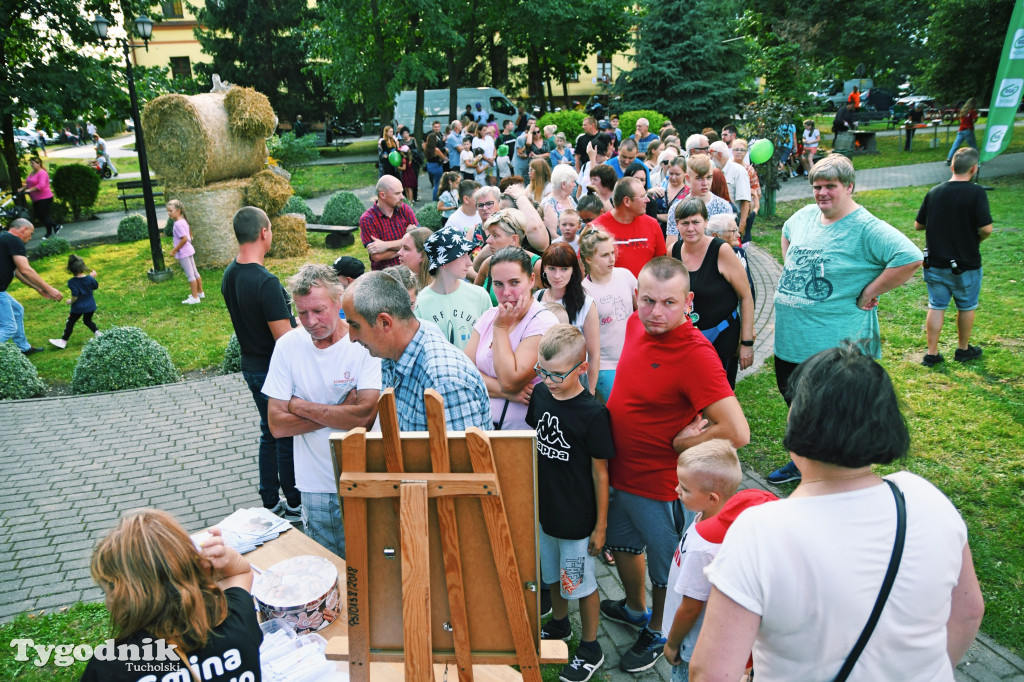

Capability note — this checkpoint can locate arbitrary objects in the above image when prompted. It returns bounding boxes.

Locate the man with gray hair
[264,263,382,557]
[684,133,710,156]
[631,117,659,160]
[767,154,922,484]
[446,120,464,173]
[342,271,490,431]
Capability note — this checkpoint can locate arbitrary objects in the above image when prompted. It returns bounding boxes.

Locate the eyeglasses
[476,201,496,210]
[732,148,748,153]
[689,147,709,153]
[534,359,584,383]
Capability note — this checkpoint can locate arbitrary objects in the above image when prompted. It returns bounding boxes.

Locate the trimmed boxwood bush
[282,195,316,223]
[616,110,670,140]
[71,326,180,394]
[117,213,148,242]
[320,191,365,226]
[163,216,175,237]
[33,236,71,258]
[222,334,241,373]
[415,204,442,230]
[537,110,588,142]
[0,343,47,400]
[52,163,100,220]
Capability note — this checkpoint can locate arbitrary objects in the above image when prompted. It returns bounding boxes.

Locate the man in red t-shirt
[600,256,750,673]
[593,176,666,278]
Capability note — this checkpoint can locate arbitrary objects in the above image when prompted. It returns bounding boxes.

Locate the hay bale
[225,87,276,139]
[247,169,293,216]
[268,213,308,259]
[143,93,268,188]
[168,178,251,268]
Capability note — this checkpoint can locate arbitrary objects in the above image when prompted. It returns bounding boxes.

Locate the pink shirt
[473,301,558,430]
[25,170,53,201]
[582,268,637,369]
[172,219,195,259]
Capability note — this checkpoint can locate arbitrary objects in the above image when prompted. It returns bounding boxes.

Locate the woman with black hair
[691,342,985,682]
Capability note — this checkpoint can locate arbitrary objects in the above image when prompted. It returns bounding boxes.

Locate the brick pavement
[2,172,1022,679]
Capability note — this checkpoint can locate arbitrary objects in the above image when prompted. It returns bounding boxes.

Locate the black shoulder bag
[833,479,907,682]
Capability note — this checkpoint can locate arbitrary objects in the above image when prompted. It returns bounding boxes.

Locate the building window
[597,54,613,85]
[170,57,192,80]
[161,1,183,18]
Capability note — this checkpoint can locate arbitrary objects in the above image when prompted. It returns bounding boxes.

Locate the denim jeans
[427,162,444,201]
[0,291,30,352]
[947,129,978,161]
[242,369,299,508]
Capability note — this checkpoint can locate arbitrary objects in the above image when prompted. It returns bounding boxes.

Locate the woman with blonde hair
[81,508,261,680]
[474,208,543,304]
[528,158,552,203]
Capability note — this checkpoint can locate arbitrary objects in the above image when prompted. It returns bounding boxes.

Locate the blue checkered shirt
[382,323,491,431]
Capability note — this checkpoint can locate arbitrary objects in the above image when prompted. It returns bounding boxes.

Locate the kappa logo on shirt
[536,412,571,462]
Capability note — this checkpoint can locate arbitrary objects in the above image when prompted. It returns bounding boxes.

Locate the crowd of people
[0,107,993,682]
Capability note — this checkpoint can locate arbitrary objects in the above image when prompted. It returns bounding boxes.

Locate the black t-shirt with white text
[221,260,295,372]
[526,383,614,540]
[916,180,992,270]
[79,587,263,682]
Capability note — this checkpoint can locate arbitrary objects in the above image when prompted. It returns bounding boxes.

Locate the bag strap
[833,478,906,682]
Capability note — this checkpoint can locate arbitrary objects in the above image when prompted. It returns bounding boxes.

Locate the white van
[394,87,518,135]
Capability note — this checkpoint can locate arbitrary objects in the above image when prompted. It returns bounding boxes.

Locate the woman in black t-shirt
[80,509,262,682]
[670,197,754,387]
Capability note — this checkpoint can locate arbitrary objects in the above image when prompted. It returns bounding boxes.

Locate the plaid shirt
[382,323,491,432]
[359,202,418,270]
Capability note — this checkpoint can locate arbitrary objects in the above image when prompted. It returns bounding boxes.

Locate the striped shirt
[359,202,417,270]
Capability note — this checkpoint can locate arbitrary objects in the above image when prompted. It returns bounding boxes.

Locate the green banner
[981,0,1024,162]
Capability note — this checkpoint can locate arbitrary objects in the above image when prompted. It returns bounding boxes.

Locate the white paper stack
[192,507,292,555]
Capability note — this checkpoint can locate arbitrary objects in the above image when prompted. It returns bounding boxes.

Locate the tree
[616,0,748,132]
[0,0,149,190]
[192,0,324,122]
[737,9,817,107]
[919,0,1016,104]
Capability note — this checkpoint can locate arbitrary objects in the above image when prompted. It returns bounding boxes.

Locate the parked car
[13,128,41,148]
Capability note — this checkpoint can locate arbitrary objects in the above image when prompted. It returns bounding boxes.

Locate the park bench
[116,180,163,212]
[305,223,359,248]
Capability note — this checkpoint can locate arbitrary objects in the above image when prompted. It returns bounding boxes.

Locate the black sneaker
[767,460,801,484]
[618,627,665,673]
[922,353,945,367]
[559,645,604,682]
[541,617,571,641]
[21,346,44,356]
[599,598,650,630]
[954,345,983,362]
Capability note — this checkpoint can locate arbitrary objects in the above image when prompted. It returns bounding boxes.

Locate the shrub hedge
[320,191,366,226]
[0,343,47,400]
[71,326,179,394]
[117,213,148,242]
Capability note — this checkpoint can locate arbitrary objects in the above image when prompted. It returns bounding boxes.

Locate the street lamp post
[92,13,172,282]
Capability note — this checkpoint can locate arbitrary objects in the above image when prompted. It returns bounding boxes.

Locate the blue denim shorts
[923,266,982,311]
[606,488,694,588]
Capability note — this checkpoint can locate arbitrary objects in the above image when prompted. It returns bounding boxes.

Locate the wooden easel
[329,389,566,682]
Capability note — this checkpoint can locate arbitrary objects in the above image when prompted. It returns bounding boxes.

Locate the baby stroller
[89,156,113,179]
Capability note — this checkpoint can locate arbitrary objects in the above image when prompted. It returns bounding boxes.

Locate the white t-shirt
[262,327,382,494]
[722,160,752,203]
[803,128,821,149]
[460,149,475,175]
[444,207,482,238]
[706,472,967,682]
[661,515,717,663]
[497,156,512,179]
[582,268,637,369]
[552,235,580,255]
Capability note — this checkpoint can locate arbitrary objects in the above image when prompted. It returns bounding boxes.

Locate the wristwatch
[740,340,754,347]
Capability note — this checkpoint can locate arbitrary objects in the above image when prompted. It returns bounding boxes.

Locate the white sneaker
[94,331,103,337]
[49,338,67,349]
[198,292,206,299]
[182,296,201,305]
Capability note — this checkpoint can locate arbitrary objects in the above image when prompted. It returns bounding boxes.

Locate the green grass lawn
[0,604,109,681]
[743,173,1024,654]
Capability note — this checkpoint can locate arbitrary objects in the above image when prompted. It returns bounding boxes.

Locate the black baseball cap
[332,256,365,279]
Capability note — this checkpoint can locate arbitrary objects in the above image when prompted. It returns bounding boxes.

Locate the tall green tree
[919,0,1016,104]
[191,0,324,122]
[616,0,748,132]
[738,9,817,107]
[0,0,149,188]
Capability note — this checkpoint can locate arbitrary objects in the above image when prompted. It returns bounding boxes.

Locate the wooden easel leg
[465,429,542,682]
[425,390,474,681]
[339,429,370,682]
[401,482,432,681]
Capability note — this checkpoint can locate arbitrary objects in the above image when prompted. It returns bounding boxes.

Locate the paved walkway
[4,158,1023,680]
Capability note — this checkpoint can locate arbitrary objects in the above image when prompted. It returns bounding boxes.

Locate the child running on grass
[167,199,205,305]
[526,324,614,682]
[49,254,100,349]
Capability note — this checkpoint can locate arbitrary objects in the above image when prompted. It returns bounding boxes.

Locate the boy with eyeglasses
[526,324,615,682]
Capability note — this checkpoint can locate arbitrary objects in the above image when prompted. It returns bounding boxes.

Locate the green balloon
[498,144,509,157]
[388,150,402,167]
[749,138,774,165]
